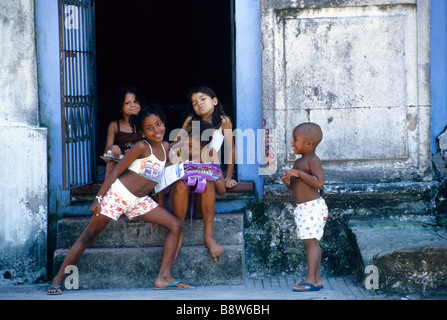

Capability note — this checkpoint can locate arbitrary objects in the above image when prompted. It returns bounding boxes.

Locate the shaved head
[293,122,323,146]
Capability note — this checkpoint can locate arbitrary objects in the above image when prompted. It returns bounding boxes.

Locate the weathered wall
[0,0,48,282]
[246,0,433,276]
[261,0,431,184]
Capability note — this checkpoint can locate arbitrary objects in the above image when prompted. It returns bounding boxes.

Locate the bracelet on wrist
[96,195,103,204]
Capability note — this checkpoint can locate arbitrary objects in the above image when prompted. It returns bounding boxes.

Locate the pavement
[1,275,444,301]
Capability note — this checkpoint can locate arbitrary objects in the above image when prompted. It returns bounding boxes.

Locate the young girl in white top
[47,105,189,294]
[168,87,236,262]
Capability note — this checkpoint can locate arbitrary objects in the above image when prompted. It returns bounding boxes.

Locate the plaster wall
[261,0,431,184]
[0,0,48,282]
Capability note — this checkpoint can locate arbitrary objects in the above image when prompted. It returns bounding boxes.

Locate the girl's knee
[204,181,215,193]
[172,180,189,194]
[168,216,183,234]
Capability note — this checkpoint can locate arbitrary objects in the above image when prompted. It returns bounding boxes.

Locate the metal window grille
[58,0,97,189]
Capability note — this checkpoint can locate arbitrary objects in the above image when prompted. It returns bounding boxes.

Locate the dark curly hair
[113,86,146,120]
[129,103,167,134]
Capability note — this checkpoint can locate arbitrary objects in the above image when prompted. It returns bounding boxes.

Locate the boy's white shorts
[293,197,328,241]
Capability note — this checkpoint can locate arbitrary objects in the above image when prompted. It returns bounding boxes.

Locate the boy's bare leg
[196,181,224,261]
[47,214,111,294]
[293,238,322,290]
[315,243,322,287]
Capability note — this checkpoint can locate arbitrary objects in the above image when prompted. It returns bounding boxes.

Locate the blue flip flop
[292,282,320,292]
[154,280,189,290]
[47,285,62,295]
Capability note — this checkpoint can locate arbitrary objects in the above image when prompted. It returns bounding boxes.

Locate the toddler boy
[282,122,328,292]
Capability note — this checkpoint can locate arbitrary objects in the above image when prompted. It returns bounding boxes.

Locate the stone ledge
[263,181,439,216]
[71,181,254,195]
[347,217,447,294]
[264,181,439,200]
[374,241,447,294]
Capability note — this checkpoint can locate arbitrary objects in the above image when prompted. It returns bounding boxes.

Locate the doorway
[95,0,235,168]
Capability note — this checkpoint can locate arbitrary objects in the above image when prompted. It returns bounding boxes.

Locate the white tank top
[209,127,224,152]
[127,140,166,184]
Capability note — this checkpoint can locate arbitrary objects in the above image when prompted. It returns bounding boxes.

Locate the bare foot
[205,237,224,261]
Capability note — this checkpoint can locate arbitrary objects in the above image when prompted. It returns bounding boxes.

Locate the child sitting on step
[166,120,226,262]
[103,86,145,179]
[47,105,189,294]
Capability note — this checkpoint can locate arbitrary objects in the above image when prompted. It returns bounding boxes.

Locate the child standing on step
[47,105,189,294]
[282,122,328,292]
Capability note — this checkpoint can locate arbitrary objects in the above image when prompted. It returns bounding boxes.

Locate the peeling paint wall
[0,0,48,282]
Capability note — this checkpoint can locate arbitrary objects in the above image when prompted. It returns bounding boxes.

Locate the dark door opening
[95,0,235,171]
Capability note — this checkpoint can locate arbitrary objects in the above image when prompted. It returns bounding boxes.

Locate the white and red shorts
[293,197,328,241]
[100,178,158,221]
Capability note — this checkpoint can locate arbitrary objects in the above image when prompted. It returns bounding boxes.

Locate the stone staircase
[347,217,447,295]
[53,182,254,289]
[327,181,447,295]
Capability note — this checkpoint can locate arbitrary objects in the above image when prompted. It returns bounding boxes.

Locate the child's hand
[111,145,121,157]
[224,177,237,189]
[284,169,300,179]
[106,145,121,158]
[90,200,101,217]
[281,174,292,188]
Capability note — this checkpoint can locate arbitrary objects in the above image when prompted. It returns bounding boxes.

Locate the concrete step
[67,182,255,216]
[70,181,254,197]
[347,217,447,294]
[54,213,246,289]
[54,244,245,289]
[55,183,251,289]
[57,213,244,249]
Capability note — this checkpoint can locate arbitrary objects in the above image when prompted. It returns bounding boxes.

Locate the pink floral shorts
[100,179,158,221]
[293,197,328,241]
